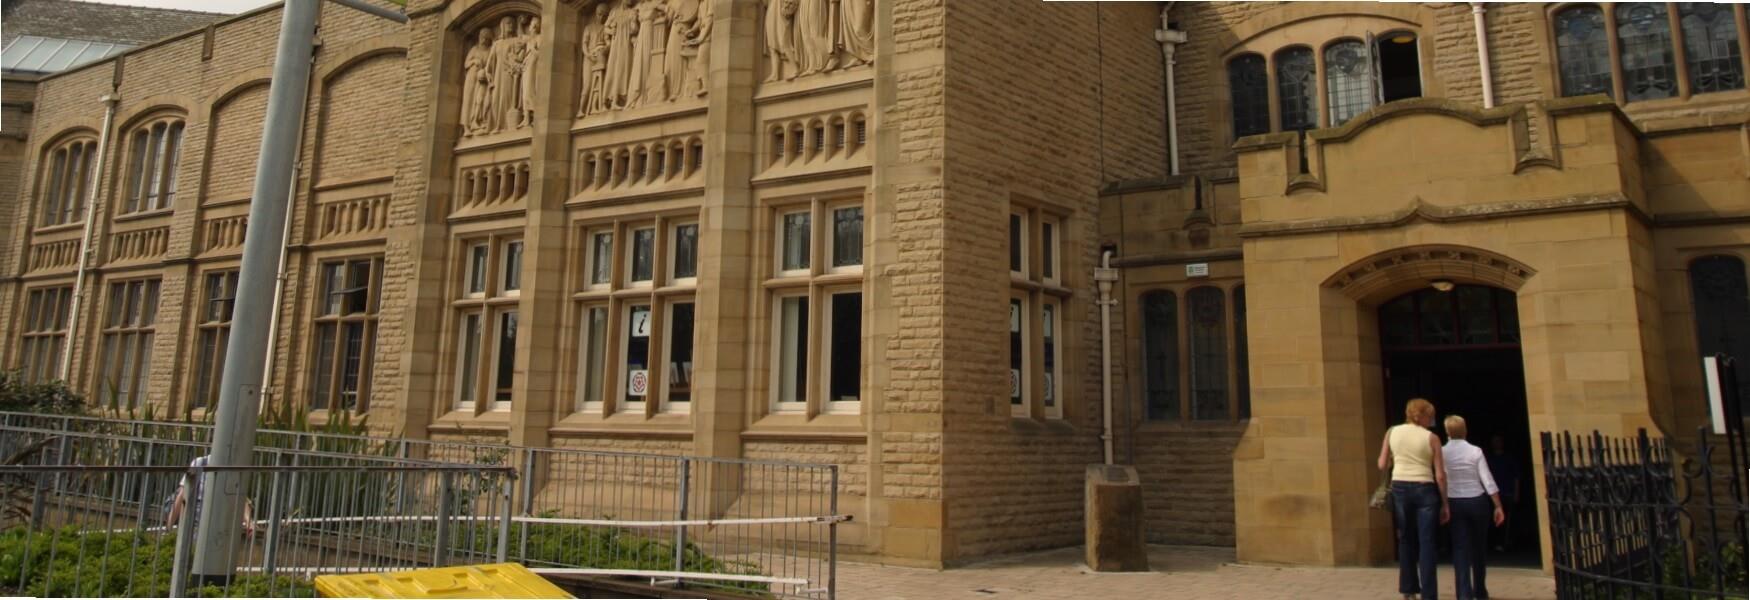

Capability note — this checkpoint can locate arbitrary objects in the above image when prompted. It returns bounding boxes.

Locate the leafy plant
[0,372,85,415]
[0,526,311,598]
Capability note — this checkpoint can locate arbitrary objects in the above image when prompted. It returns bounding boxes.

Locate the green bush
[0,526,311,598]
[0,373,84,415]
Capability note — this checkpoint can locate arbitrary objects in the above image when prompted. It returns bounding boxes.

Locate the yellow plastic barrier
[314,563,574,599]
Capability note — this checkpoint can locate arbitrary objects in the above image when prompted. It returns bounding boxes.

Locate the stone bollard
[1084,464,1148,572]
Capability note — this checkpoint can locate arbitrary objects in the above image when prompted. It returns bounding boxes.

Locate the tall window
[1618,3,1678,101]
[770,199,864,415]
[1680,3,1745,94]
[18,286,72,384]
[1188,287,1229,420]
[310,257,380,412]
[1228,54,1270,138]
[122,118,184,214]
[193,270,238,411]
[574,217,699,416]
[1234,286,1251,420]
[97,279,159,409]
[1007,202,1069,419]
[1556,3,1749,100]
[1141,291,1178,420]
[1275,47,1317,131]
[38,138,96,227]
[1689,256,1750,417]
[1325,40,1375,126]
[454,235,520,412]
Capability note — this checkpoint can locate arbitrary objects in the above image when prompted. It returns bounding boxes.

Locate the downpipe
[1471,2,1496,108]
[1096,251,1119,465]
[58,94,119,383]
[1156,4,1186,176]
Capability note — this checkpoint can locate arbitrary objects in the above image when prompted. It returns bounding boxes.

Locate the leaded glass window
[1690,256,1750,417]
[1228,54,1270,137]
[1556,6,1613,97]
[1325,41,1376,127]
[1275,47,1316,131]
[1617,3,1678,101]
[1680,3,1745,94]
[1188,287,1229,421]
[1142,291,1179,420]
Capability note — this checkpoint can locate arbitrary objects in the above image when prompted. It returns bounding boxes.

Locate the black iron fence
[1541,427,1747,599]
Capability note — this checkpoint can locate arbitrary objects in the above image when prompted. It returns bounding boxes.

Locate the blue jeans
[1450,495,1492,599]
[1393,482,1440,599]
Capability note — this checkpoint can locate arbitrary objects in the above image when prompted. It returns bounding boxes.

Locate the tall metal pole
[190,0,319,585]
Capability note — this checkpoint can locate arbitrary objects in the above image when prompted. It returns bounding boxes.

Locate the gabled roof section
[0,0,228,49]
[2,35,131,75]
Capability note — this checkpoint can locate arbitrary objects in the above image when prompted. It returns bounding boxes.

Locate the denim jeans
[1450,495,1492,599]
[1393,481,1440,599]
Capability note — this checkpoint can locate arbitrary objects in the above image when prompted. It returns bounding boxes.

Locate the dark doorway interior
[1380,285,1542,568]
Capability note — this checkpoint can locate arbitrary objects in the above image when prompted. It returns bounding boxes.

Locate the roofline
[56,0,231,18]
[36,1,290,85]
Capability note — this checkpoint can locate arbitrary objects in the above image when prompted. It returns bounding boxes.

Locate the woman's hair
[1444,415,1468,439]
[1405,398,1435,425]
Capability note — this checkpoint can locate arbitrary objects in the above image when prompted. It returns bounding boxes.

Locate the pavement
[836,545,1556,599]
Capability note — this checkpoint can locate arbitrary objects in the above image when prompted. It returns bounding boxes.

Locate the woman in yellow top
[1378,398,1449,600]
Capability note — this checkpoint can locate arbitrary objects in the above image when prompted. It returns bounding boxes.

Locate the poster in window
[628,369,649,397]
[630,309,651,337]
[1011,368,1021,399]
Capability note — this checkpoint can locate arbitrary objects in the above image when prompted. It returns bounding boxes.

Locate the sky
[81,0,282,15]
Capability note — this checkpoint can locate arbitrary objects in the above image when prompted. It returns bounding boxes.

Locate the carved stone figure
[462,29,495,134]
[579,4,610,116]
[519,16,541,127]
[603,0,639,109]
[763,0,798,82]
[839,0,873,66]
[630,0,664,107]
[487,16,525,133]
[682,0,711,97]
[662,0,697,103]
[794,0,835,76]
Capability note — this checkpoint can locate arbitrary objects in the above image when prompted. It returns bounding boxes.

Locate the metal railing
[1541,427,1747,599]
[0,412,847,599]
[0,429,514,598]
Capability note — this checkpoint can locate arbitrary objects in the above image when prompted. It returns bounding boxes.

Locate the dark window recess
[1377,33,1422,102]
[668,303,694,403]
[1234,286,1250,419]
[1188,287,1229,421]
[632,229,655,281]
[1010,299,1024,405]
[1275,47,1316,131]
[830,292,862,402]
[1142,291,1179,420]
[1380,285,1520,350]
[673,224,698,279]
[1556,6,1613,97]
[1689,256,1750,417]
[833,207,863,267]
[1008,214,1024,273]
[494,311,518,404]
[1227,54,1270,137]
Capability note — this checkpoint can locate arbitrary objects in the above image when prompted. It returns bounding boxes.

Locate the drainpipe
[258,43,317,416]
[58,94,119,383]
[1095,251,1120,465]
[1156,3,1187,176]
[1471,2,1496,108]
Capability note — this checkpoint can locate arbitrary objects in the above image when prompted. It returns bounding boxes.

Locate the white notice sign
[1186,263,1210,278]
[1010,369,1021,398]
[630,309,651,338]
[628,369,649,397]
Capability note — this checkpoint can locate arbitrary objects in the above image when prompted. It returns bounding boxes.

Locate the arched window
[1689,256,1750,417]
[1234,286,1250,419]
[1679,3,1745,94]
[38,137,96,227]
[1188,287,1228,420]
[1555,5,1613,97]
[1616,3,1677,101]
[1228,54,1270,138]
[122,118,184,214]
[1324,40,1375,127]
[1275,47,1316,131]
[1142,291,1179,420]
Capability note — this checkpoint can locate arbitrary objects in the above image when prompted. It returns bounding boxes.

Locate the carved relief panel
[575,0,714,117]
[460,10,542,138]
[761,0,873,83]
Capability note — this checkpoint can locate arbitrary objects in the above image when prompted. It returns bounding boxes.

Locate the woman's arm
[1478,451,1505,525]
[167,488,186,526]
[1377,431,1393,473]
[1431,432,1450,523]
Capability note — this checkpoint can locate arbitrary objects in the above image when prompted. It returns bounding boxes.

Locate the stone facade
[2,0,1748,571]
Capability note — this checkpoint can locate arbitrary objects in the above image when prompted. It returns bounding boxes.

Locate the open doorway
[1379,284,1541,568]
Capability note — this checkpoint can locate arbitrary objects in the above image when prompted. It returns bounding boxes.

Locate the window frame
[1549,2,1750,102]
[120,117,185,216]
[760,195,866,419]
[568,214,699,419]
[308,256,382,414]
[776,208,813,278]
[769,290,811,414]
[450,232,521,414]
[826,202,865,274]
[190,269,239,414]
[1137,282,1251,424]
[1008,200,1073,420]
[822,286,863,414]
[96,278,159,410]
[36,137,96,229]
[18,285,73,385]
[669,221,699,285]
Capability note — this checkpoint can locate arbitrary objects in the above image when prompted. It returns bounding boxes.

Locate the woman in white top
[1442,416,1505,600]
[1378,398,1448,600]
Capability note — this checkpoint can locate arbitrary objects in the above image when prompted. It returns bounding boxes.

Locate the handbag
[1369,426,1396,510]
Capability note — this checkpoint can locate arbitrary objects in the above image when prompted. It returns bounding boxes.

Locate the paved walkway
[838,545,1555,600]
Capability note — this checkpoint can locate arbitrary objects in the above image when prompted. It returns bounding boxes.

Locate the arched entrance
[1378,283,1541,567]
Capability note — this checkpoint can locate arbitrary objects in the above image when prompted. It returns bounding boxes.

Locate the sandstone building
[1,0,1746,571]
